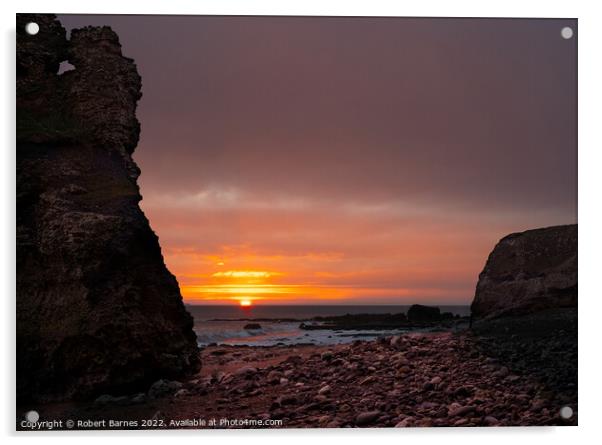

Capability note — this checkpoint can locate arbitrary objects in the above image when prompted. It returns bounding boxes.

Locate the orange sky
[141,189,573,305]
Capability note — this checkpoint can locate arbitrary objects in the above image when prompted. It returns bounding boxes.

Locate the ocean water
[187,305,470,347]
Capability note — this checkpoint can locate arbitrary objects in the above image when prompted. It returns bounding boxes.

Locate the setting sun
[239,299,252,307]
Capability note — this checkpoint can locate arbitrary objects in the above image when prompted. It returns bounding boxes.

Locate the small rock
[318,415,331,424]
[318,385,331,395]
[243,323,262,330]
[359,376,376,385]
[130,393,147,404]
[430,376,442,385]
[321,351,334,361]
[355,410,381,426]
[234,366,258,377]
[448,404,476,417]
[423,382,434,391]
[266,370,282,384]
[453,385,473,397]
[395,416,414,427]
[148,379,182,399]
[174,389,189,398]
[279,394,298,405]
[214,371,227,383]
[484,416,499,426]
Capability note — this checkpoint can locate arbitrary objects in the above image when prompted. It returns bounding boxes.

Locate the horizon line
[184,302,472,306]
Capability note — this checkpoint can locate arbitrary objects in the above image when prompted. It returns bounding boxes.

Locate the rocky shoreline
[299,305,469,331]
[18,329,577,429]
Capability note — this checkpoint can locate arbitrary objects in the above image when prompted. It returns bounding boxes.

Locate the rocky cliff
[16,14,200,401]
[471,224,577,323]
[470,225,577,401]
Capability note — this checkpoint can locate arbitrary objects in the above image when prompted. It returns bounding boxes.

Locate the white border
[3,1,601,443]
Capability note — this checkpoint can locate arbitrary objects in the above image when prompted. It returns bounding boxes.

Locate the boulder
[407,304,441,322]
[148,379,183,399]
[243,323,262,330]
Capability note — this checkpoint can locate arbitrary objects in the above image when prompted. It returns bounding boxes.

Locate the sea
[188,305,471,347]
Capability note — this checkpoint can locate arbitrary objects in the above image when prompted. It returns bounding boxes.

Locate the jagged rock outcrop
[16,14,200,401]
[407,304,441,322]
[471,224,577,323]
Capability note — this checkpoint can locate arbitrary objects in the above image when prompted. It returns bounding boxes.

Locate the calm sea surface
[187,305,470,347]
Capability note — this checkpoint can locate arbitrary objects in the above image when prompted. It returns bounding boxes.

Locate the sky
[58,15,577,305]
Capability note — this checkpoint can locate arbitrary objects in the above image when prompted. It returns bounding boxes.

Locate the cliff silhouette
[16,14,200,401]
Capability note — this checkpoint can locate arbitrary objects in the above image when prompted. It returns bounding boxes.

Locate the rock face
[16,14,200,401]
[471,224,577,322]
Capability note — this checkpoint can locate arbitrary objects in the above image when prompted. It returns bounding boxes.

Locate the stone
[148,379,183,399]
[174,389,189,398]
[355,411,381,426]
[395,417,414,427]
[243,323,262,330]
[131,393,147,404]
[321,351,334,361]
[407,305,441,322]
[454,386,473,397]
[484,416,499,426]
[278,394,298,405]
[318,385,331,395]
[390,336,402,347]
[430,376,442,385]
[448,404,476,417]
[359,376,376,385]
[492,366,509,378]
[234,366,258,377]
[266,370,282,384]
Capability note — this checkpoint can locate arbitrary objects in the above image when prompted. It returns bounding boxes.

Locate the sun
[239,299,252,307]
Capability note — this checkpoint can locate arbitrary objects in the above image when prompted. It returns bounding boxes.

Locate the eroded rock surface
[16,14,200,401]
[471,224,577,322]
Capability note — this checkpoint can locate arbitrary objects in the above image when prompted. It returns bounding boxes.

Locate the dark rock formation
[469,225,577,400]
[407,305,441,322]
[471,224,577,322]
[16,14,200,402]
[243,323,262,330]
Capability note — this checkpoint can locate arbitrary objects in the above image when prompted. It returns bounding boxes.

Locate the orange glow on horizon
[159,220,487,306]
[211,270,281,278]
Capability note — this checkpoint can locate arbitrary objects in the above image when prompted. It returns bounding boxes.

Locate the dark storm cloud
[58,15,576,213]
